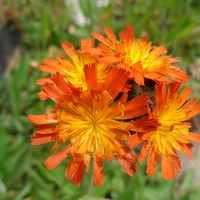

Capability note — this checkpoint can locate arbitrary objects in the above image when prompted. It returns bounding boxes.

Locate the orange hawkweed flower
[130,82,200,179]
[91,26,189,85]
[28,66,150,187]
[37,38,108,90]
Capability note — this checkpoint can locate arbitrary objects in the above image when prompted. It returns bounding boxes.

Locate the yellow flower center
[116,40,169,71]
[59,53,107,90]
[147,108,190,156]
[57,92,128,157]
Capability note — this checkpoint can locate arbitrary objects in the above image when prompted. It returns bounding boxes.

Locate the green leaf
[10,73,21,119]
[15,183,31,200]
[28,168,52,191]
[41,5,50,48]
[35,162,63,187]
[117,184,135,200]
[60,191,86,200]
[179,170,195,191]
[5,141,31,186]
[16,54,31,89]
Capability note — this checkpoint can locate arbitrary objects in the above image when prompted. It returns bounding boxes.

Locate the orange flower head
[130,82,200,179]
[37,38,108,90]
[28,65,150,187]
[91,26,189,85]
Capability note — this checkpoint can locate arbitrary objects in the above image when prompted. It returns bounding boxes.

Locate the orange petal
[52,139,64,150]
[116,150,138,177]
[167,82,181,100]
[125,25,134,40]
[44,145,72,170]
[65,155,86,187]
[84,63,98,91]
[39,58,64,74]
[144,72,171,83]
[138,141,151,164]
[34,124,57,134]
[42,82,62,103]
[83,47,102,55]
[129,132,147,148]
[65,154,82,179]
[50,72,71,94]
[36,77,53,85]
[94,155,104,187]
[28,113,58,124]
[104,27,116,42]
[146,149,159,177]
[104,67,130,99]
[30,133,57,145]
[81,38,94,49]
[61,41,76,57]
[121,93,149,119]
[174,155,182,171]
[177,85,193,107]
[182,143,194,159]
[92,31,111,46]
[118,30,126,41]
[155,82,166,103]
[98,56,120,64]
[165,68,189,84]
[131,69,145,86]
[38,91,49,100]
[83,153,91,168]
[161,155,177,179]
[130,118,158,133]
[186,132,200,143]
[69,160,86,187]
[182,98,200,118]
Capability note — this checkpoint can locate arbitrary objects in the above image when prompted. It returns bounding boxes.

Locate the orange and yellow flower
[130,82,200,179]
[28,25,200,186]
[90,26,189,85]
[37,38,108,90]
[28,65,150,187]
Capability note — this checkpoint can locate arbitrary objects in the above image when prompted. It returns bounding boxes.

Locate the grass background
[0,0,200,199]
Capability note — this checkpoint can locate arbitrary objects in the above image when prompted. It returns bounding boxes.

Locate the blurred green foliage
[0,0,200,199]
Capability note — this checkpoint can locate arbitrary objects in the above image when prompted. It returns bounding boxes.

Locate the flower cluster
[28,25,200,187]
